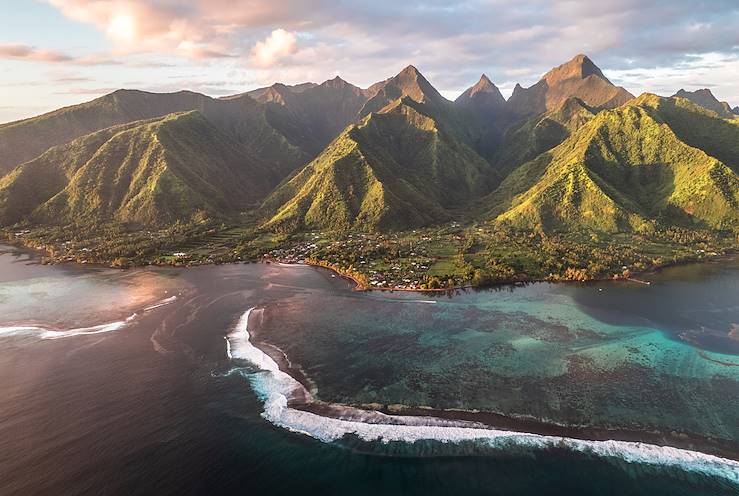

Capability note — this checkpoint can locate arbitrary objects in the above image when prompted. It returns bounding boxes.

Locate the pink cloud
[0,43,72,62]
[250,29,298,67]
[44,0,334,62]
[47,0,240,59]
[0,43,129,66]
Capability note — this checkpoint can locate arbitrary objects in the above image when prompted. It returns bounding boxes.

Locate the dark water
[0,245,737,495]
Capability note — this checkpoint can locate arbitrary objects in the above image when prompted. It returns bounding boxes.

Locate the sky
[1,0,738,123]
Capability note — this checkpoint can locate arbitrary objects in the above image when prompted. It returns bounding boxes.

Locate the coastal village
[5,222,732,291]
[265,230,451,290]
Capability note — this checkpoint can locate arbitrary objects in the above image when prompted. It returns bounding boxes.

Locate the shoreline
[4,236,736,295]
[289,252,737,294]
[248,311,739,462]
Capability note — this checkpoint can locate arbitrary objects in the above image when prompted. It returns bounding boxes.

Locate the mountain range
[0,54,737,240]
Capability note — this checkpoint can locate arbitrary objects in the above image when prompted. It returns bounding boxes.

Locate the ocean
[0,244,737,495]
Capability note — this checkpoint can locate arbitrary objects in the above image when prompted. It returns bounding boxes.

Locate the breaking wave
[227,307,739,485]
[0,316,134,340]
[144,295,178,311]
[0,295,179,341]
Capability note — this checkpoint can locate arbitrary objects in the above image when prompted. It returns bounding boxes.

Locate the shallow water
[0,245,737,495]
[253,262,739,446]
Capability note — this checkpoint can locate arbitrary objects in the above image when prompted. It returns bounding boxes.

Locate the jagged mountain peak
[359,65,445,117]
[398,64,422,77]
[316,76,365,97]
[672,88,735,118]
[506,54,632,118]
[543,53,608,85]
[455,74,505,109]
[679,88,711,96]
[470,74,498,93]
[392,65,440,97]
[322,75,350,87]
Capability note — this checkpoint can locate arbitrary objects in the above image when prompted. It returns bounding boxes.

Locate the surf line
[227,307,739,485]
[0,295,179,340]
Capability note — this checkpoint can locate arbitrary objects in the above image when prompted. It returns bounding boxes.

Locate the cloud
[0,43,126,66]
[27,0,739,105]
[47,0,239,59]
[0,43,72,62]
[250,29,298,67]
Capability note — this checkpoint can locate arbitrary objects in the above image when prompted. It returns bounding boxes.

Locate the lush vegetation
[1,55,737,291]
[262,97,497,232]
[0,111,286,227]
[486,94,739,232]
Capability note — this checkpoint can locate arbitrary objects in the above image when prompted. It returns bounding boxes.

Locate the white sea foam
[225,336,232,359]
[144,295,178,311]
[0,326,44,336]
[40,319,130,339]
[0,314,138,340]
[0,301,158,341]
[1,294,179,341]
[227,307,739,485]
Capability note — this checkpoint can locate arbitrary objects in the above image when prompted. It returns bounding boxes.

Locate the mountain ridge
[672,88,736,119]
[0,53,736,248]
[506,54,633,119]
[486,93,739,232]
[261,96,497,232]
[0,111,282,228]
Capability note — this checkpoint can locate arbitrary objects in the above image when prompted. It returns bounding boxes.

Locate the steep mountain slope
[0,111,283,228]
[455,74,509,159]
[359,65,449,117]
[455,74,506,110]
[248,77,370,155]
[486,94,739,232]
[195,94,307,179]
[493,97,596,177]
[360,65,503,160]
[262,97,497,232]
[645,96,739,175]
[673,89,736,119]
[0,90,216,176]
[506,54,633,120]
[0,89,308,178]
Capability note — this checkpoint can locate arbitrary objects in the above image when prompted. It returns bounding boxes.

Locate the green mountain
[262,96,497,232]
[672,89,736,119]
[360,65,504,161]
[493,97,596,177]
[245,77,370,156]
[0,111,292,228]
[0,90,218,177]
[194,94,307,179]
[506,54,633,120]
[0,89,309,178]
[1,54,737,249]
[486,94,739,232]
